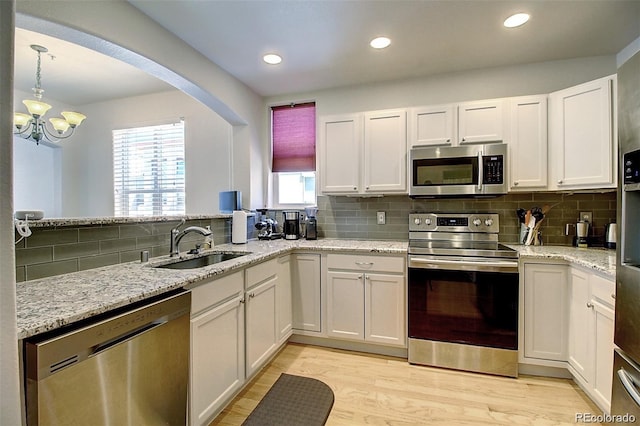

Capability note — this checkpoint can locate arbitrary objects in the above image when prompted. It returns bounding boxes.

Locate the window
[272,102,316,205]
[113,120,185,216]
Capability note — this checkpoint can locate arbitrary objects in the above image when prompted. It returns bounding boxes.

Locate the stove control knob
[425,218,432,225]
[484,218,494,226]
[472,218,482,226]
[414,218,421,225]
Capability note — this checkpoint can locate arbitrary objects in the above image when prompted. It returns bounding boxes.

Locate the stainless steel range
[407,212,519,378]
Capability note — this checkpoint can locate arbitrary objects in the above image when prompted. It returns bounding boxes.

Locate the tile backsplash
[15,218,231,282]
[15,191,616,281]
[314,192,617,245]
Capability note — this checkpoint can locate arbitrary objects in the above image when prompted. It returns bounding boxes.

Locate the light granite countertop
[16,239,616,340]
[20,214,238,228]
[16,239,407,339]
[506,244,616,278]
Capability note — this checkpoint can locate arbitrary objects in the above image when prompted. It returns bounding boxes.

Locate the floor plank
[211,343,602,425]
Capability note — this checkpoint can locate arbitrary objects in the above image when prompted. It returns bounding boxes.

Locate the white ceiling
[14,1,640,106]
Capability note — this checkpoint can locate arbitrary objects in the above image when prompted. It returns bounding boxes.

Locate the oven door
[408,255,519,350]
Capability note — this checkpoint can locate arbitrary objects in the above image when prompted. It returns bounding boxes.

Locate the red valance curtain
[271,102,316,172]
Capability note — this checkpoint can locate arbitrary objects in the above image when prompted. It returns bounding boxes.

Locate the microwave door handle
[477,150,483,191]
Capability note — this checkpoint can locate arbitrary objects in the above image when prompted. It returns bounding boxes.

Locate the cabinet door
[319,114,362,194]
[458,99,506,144]
[291,253,321,332]
[509,96,548,190]
[245,277,278,377]
[364,273,406,346]
[592,300,615,412]
[277,255,292,344]
[568,267,593,383]
[523,263,569,361]
[549,76,615,189]
[190,296,244,426]
[363,109,407,193]
[409,105,455,147]
[326,270,364,340]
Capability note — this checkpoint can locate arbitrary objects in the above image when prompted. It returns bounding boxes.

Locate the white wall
[267,55,617,116]
[17,1,266,209]
[59,89,232,217]
[13,136,61,217]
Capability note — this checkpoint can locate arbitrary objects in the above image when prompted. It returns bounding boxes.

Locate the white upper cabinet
[509,95,548,190]
[363,109,407,193]
[409,104,456,147]
[458,99,507,144]
[319,114,362,194]
[549,75,617,190]
[320,109,407,196]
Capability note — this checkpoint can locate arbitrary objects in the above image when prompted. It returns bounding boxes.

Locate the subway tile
[121,248,151,263]
[15,266,25,282]
[100,238,138,254]
[15,246,53,266]
[27,228,78,248]
[79,226,120,242]
[136,234,170,248]
[119,223,154,238]
[27,259,78,280]
[54,242,100,261]
[79,253,120,271]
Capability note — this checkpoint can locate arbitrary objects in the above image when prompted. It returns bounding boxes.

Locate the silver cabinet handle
[446,138,451,143]
[586,302,594,308]
[240,298,246,304]
[249,292,255,298]
[611,293,616,299]
[513,181,519,186]
[365,275,370,280]
[355,261,374,266]
[558,179,563,184]
[353,186,357,190]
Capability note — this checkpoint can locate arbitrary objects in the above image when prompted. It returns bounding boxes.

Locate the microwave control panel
[482,155,504,184]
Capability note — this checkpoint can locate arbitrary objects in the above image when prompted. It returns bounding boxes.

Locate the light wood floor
[211,343,602,425]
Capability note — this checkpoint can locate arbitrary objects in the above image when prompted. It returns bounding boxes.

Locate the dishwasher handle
[91,320,166,356]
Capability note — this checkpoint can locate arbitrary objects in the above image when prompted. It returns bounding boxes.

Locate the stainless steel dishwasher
[24,290,190,426]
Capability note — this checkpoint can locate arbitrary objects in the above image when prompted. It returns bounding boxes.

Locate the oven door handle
[409,257,518,272]
[477,150,483,191]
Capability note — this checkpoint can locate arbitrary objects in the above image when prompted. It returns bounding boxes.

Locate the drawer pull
[355,262,374,266]
[586,302,594,309]
[611,293,616,300]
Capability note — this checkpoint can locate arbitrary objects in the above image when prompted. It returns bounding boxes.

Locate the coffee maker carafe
[576,220,589,248]
[283,211,300,240]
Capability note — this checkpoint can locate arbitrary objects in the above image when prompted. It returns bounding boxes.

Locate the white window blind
[113,121,185,217]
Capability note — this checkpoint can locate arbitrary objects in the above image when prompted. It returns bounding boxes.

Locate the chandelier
[13,44,87,145]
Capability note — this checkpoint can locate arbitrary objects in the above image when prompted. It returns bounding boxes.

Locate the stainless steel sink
[155,252,249,269]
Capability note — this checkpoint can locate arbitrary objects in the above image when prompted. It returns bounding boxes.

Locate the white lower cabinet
[325,254,406,347]
[189,271,245,426]
[291,253,322,332]
[245,259,279,378]
[277,255,293,344]
[521,260,616,413]
[522,263,568,362]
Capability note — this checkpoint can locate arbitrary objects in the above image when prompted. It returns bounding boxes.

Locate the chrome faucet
[170,219,213,257]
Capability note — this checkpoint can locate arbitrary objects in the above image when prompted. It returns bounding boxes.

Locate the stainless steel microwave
[409,143,508,197]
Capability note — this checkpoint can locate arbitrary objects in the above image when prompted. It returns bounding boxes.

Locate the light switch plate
[377,211,386,225]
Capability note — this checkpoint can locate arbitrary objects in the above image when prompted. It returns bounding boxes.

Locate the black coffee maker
[283,211,300,240]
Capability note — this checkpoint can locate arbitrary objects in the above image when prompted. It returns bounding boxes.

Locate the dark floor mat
[242,373,334,426]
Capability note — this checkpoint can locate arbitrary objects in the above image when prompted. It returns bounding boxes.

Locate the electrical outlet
[580,211,593,223]
[377,211,386,225]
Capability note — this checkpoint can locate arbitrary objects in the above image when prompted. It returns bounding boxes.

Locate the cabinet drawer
[190,271,244,315]
[591,273,615,308]
[246,258,278,289]
[326,254,405,273]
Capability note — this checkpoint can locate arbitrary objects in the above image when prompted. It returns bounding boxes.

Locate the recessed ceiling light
[504,13,530,28]
[370,37,391,49]
[263,54,282,65]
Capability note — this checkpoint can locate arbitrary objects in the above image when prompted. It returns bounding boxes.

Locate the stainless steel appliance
[576,220,590,248]
[409,143,508,197]
[408,212,519,377]
[283,210,300,240]
[24,290,191,425]
[304,207,318,240]
[606,223,617,249]
[612,49,640,419]
[255,208,280,240]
